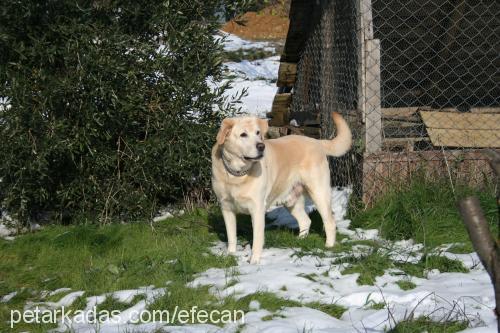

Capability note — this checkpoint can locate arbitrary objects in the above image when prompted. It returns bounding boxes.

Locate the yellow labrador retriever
[212,112,352,264]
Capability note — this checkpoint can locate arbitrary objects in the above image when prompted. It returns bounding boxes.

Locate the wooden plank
[358,0,375,124]
[361,0,374,40]
[384,120,424,128]
[268,126,289,138]
[268,111,287,127]
[470,107,500,114]
[382,107,457,118]
[277,62,297,88]
[425,128,500,148]
[269,93,292,126]
[280,0,320,63]
[271,93,292,109]
[420,111,500,130]
[382,107,420,119]
[303,126,321,138]
[383,137,430,151]
[383,137,430,144]
[364,38,382,154]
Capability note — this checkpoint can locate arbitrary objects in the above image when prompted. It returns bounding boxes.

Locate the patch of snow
[153,211,174,222]
[379,239,424,264]
[436,251,483,271]
[26,291,86,311]
[48,288,73,297]
[153,208,186,222]
[242,307,352,333]
[224,57,280,81]
[1,291,17,303]
[191,241,496,332]
[217,31,276,53]
[0,223,13,239]
[53,286,167,332]
[224,78,277,118]
[214,33,280,118]
[248,300,260,311]
[338,227,379,241]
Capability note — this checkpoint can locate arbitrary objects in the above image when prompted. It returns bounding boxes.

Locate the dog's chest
[216,182,258,214]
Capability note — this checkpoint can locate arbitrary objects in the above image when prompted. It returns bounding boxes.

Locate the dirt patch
[222,4,290,41]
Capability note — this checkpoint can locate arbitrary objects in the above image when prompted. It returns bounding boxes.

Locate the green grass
[148,289,344,326]
[396,255,468,278]
[66,294,88,312]
[350,179,497,251]
[96,294,145,313]
[305,302,346,318]
[388,317,468,333]
[0,207,349,331]
[336,250,468,285]
[340,252,391,285]
[396,280,417,291]
[1,178,491,331]
[0,209,237,332]
[446,243,473,254]
[369,302,386,310]
[223,48,278,62]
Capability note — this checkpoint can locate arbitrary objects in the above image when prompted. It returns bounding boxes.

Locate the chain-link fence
[277,0,499,206]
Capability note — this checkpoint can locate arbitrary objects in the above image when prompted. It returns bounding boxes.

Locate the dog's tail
[320,112,352,157]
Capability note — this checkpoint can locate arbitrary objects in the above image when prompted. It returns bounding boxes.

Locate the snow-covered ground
[218,32,279,118]
[9,187,494,333]
[189,188,496,333]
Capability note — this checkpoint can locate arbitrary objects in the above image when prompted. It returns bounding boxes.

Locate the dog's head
[216,117,269,161]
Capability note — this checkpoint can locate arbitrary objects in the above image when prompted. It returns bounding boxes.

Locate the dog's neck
[220,147,252,177]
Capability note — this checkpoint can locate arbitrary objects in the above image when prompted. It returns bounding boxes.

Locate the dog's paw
[227,243,237,253]
[325,240,335,248]
[298,230,309,238]
[249,255,261,265]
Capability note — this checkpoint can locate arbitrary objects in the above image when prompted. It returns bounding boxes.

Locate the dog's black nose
[256,143,265,152]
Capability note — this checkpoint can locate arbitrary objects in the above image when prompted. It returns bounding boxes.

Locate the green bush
[0,0,243,224]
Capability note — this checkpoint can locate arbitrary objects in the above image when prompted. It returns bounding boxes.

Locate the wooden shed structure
[267,0,500,205]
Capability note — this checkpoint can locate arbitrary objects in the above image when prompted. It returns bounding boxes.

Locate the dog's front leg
[249,207,265,264]
[222,208,237,253]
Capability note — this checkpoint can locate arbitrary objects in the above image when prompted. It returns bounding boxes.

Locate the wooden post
[357,0,374,124]
[358,0,381,153]
[364,38,382,153]
[458,150,500,325]
[458,197,500,326]
[484,149,500,235]
[319,1,335,137]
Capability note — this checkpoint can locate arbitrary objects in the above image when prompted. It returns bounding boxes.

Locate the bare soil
[222,4,290,41]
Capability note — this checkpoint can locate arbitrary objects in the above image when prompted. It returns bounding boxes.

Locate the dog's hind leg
[288,195,311,238]
[306,174,336,248]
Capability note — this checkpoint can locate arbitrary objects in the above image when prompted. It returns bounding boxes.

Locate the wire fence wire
[289,0,499,205]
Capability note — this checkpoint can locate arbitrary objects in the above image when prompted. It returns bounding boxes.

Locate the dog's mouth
[243,154,263,161]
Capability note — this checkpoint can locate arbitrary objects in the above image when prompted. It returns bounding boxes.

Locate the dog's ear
[216,118,235,145]
[258,118,269,138]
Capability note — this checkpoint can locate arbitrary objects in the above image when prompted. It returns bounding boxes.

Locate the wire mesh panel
[287,0,499,205]
[290,0,363,196]
[363,0,499,204]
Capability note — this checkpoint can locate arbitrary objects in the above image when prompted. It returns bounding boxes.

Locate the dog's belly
[268,183,304,208]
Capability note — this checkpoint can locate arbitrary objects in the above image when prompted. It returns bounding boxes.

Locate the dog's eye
[256,131,260,135]
[240,133,248,137]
